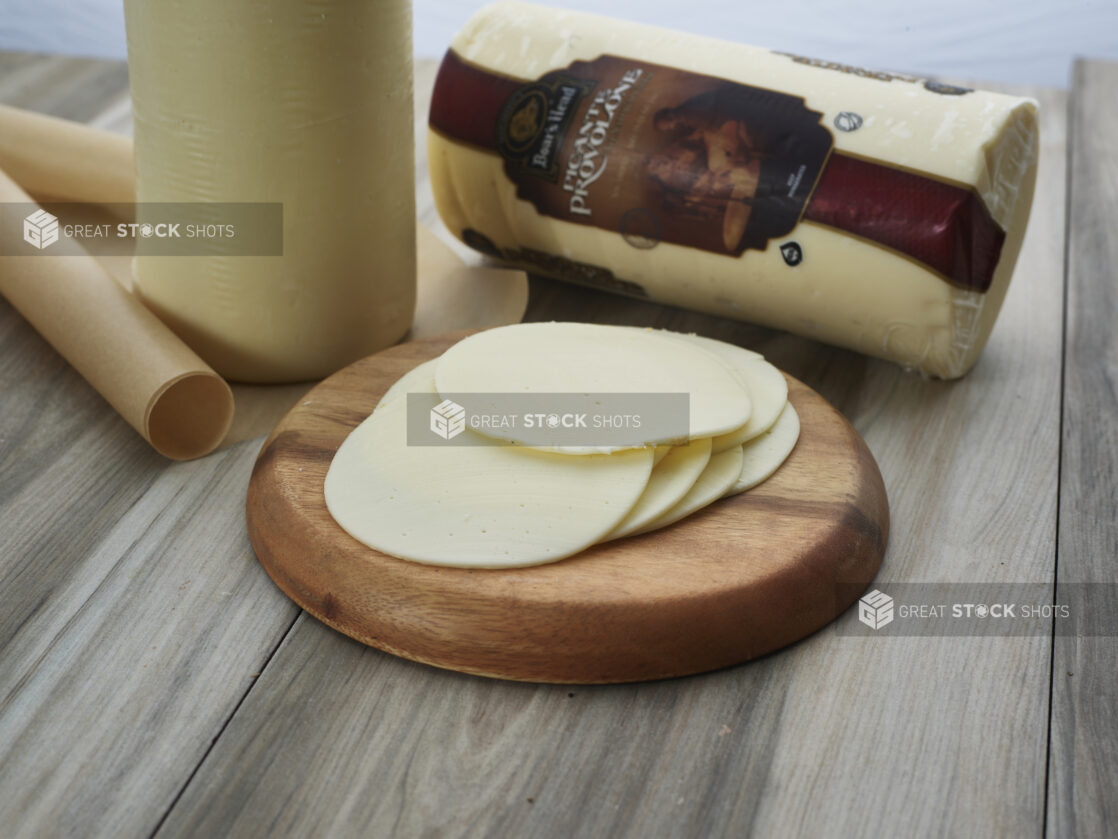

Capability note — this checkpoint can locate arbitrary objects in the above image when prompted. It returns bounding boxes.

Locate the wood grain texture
[155,71,1069,839]
[1046,60,1118,839]
[0,50,1101,839]
[0,60,301,839]
[246,331,887,683]
[0,316,302,837]
[728,82,1067,839]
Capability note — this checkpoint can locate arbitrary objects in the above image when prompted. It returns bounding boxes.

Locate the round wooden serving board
[247,330,889,683]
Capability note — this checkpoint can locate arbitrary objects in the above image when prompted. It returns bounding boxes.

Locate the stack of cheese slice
[325,323,799,568]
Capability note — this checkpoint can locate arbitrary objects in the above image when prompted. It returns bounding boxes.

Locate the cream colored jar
[125,0,416,382]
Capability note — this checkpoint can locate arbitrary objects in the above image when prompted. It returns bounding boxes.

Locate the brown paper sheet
[0,167,234,459]
[411,224,528,339]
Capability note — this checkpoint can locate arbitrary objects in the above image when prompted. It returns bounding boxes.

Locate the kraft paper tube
[0,167,234,459]
[0,103,135,204]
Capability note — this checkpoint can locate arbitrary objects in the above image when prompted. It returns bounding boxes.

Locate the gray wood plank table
[0,52,1114,839]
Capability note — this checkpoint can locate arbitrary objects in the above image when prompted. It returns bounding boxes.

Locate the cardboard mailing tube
[0,166,233,459]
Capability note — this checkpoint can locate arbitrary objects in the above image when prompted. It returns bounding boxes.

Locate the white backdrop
[0,0,1116,87]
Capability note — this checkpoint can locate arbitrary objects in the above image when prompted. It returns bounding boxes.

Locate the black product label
[494,56,834,256]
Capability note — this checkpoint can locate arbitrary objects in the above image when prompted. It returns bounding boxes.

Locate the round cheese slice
[606,437,712,540]
[631,445,745,536]
[376,358,438,408]
[433,322,751,448]
[669,333,788,452]
[324,395,655,568]
[725,403,801,496]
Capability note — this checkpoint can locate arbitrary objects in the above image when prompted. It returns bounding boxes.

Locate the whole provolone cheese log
[428,1,1039,378]
[124,0,416,383]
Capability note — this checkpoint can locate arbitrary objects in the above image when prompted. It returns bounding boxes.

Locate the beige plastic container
[125,0,416,382]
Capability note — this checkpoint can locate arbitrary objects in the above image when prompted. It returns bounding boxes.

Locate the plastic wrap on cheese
[426,1,1039,378]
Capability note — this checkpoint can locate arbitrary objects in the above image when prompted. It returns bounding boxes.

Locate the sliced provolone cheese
[325,395,655,568]
[667,333,789,451]
[434,322,751,447]
[725,403,801,495]
[327,327,803,568]
[632,445,745,536]
[377,359,438,408]
[606,437,712,540]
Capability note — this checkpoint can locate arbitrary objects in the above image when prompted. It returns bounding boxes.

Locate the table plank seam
[1040,81,1076,839]
[147,608,304,839]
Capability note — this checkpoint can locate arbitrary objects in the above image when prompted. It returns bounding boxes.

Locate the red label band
[430,51,522,151]
[429,50,1005,292]
[804,154,1004,291]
